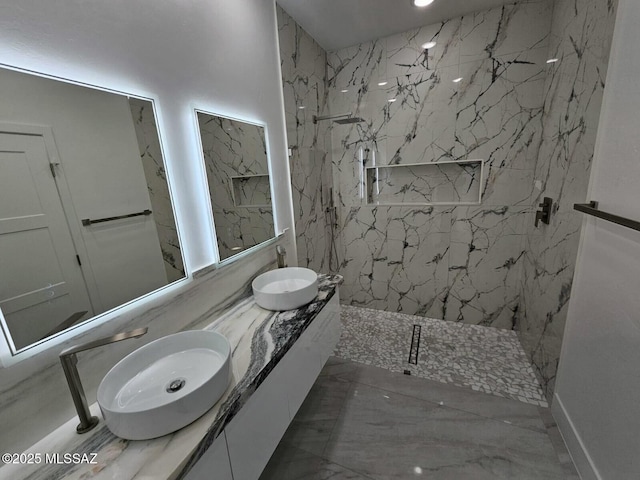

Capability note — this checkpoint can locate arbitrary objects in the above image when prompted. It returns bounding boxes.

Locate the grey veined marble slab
[0,275,342,480]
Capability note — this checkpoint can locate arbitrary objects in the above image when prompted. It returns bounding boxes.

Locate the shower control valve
[535,197,553,227]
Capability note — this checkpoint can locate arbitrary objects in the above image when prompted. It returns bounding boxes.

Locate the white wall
[0,0,294,270]
[0,0,295,454]
[553,0,640,478]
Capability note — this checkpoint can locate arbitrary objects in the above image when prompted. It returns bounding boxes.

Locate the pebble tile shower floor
[336,306,547,407]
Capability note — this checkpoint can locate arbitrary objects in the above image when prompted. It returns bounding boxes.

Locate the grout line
[315,381,378,480]
[265,443,377,480]
[536,406,581,479]
[319,378,355,459]
[324,459,378,480]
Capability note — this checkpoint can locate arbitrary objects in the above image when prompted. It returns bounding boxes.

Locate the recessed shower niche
[230,174,271,207]
[366,159,484,205]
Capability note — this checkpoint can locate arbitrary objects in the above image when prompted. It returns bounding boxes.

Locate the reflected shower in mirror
[196,111,275,261]
[0,67,185,353]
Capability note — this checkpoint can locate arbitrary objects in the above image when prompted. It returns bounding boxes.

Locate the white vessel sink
[252,267,318,311]
[97,330,231,440]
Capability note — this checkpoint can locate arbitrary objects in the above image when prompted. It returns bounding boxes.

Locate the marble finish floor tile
[336,305,547,407]
[261,445,372,480]
[325,382,564,480]
[537,406,581,479]
[279,375,352,456]
[262,359,570,480]
[324,357,547,433]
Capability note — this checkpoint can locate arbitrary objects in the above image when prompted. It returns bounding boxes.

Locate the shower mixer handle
[535,197,553,227]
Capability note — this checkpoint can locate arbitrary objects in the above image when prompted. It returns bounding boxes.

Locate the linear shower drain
[408,324,421,365]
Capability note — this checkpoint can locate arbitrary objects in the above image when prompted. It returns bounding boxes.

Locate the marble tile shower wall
[129,98,185,282]
[327,1,553,327]
[518,0,618,399]
[278,7,338,273]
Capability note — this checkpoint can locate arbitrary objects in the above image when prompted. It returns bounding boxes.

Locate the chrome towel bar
[81,209,152,226]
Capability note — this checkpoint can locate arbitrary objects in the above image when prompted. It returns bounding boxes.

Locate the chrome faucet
[59,327,148,434]
[276,245,287,268]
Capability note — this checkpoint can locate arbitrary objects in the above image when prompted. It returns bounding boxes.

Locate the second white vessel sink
[252,267,318,311]
[97,330,231,440]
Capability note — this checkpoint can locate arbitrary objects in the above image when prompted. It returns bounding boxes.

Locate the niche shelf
[365,159,484,206]
[230,174,272,208]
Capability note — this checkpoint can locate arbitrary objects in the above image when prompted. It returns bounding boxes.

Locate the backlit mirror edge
[0,277,190,367]
[193,231,287,279]
[192,108,222,265]
[0,65,191,366]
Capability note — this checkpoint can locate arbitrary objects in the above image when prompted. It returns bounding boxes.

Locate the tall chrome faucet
[59,327,148,434]
[276,245,287,268]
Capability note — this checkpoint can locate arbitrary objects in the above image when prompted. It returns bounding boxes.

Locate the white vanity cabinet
[183,432,233,480]
[281,294,340,418]
[186,293,341,480]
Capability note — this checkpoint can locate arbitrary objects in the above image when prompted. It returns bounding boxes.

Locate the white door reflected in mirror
[0,133,94,349]
[0,67,185,353]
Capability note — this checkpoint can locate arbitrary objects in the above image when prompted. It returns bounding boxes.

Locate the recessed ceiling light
[546,58,559,64]
[413,0,434,7]
[421,41,437,50]
[453,77,463,83]
[340,89,349,93]
[378,81,388,86]
[388,98,397,103]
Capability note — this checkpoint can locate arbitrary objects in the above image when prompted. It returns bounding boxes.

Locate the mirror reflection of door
[0,67,186,354]
[0,131,93,350]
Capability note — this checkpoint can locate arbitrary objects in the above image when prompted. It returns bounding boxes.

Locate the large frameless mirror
[0,67,185,353]
[196,111,275,262]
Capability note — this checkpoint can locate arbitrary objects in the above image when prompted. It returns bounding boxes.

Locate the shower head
[313,113,365,124]
[333,116,365,124]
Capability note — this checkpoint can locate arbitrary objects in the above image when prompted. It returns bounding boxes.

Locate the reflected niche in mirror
[0,67,185,353]
[196,111,275,261]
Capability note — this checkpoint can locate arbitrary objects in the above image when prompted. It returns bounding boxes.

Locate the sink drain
[166,378,186,393]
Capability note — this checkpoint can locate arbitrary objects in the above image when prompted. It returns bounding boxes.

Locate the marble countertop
[0,274,342,480]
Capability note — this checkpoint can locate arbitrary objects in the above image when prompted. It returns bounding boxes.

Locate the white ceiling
[277,0,524,51]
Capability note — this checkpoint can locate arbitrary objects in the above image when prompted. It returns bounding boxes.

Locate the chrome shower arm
[313,113,351,123]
